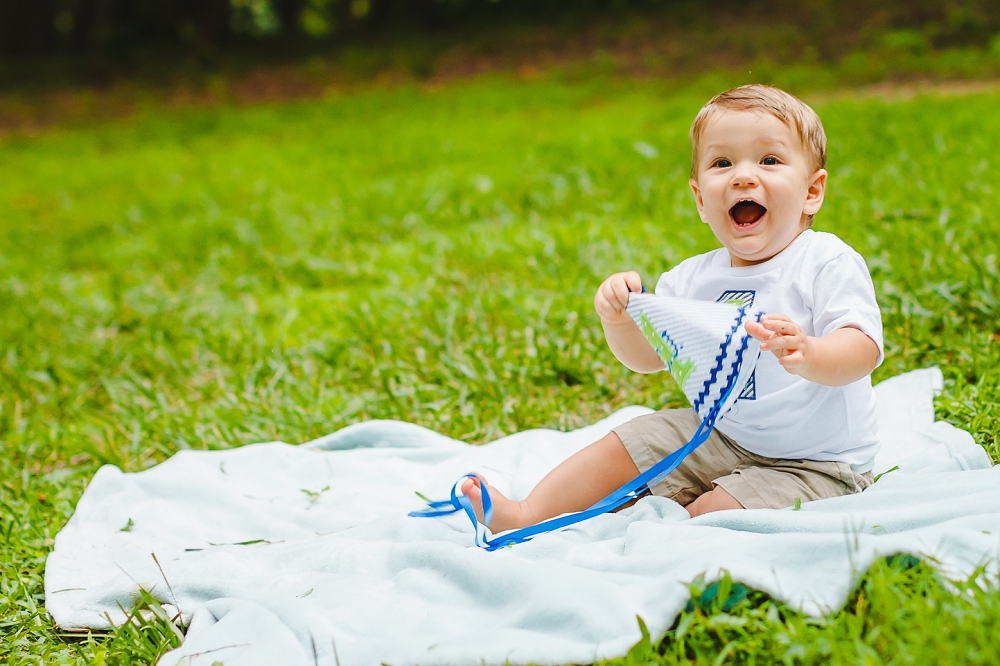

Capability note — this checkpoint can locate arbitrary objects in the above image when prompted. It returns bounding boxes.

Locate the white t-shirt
[654,229,883,467]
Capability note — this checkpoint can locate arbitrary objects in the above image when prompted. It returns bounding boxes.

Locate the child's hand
[594,271,643,325]
[745,314,813,376]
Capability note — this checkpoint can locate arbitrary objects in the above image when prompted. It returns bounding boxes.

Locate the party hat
[625,292,762,422]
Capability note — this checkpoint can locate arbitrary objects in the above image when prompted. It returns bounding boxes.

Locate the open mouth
[729,200,767,227]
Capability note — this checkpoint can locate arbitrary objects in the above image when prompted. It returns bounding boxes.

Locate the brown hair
[689,84,827,178]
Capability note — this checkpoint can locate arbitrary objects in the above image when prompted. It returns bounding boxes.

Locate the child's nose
[729,162,759,188]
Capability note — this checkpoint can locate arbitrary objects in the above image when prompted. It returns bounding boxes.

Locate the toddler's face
[689,110,826,266]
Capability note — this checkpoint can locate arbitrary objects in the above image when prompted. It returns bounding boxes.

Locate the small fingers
[595,273,637,320]
[611,279,632,309]
[759,334,804,352]
[623,271,644,294]
[593,292,611,318]
[760,333,791,348]
[745,320,776,342]
[760,319,799,336]
[777,351,806,373]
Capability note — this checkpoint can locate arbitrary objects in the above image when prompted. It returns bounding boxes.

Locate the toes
[461,474,487,495]
[460,475,488,524]
[461,477,481,499]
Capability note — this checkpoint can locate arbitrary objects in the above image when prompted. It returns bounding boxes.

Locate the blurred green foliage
[2,0,1000,71]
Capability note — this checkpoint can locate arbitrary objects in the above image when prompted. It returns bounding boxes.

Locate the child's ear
[689,177,707,221]
[803,169,827,216]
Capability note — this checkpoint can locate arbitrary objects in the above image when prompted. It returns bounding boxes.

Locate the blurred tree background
[2,0,999,73]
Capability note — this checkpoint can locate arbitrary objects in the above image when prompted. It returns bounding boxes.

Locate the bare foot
[460,475,533,533]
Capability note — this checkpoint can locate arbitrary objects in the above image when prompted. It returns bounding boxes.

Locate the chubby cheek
[705,195,729,221]
[695,198,718,224]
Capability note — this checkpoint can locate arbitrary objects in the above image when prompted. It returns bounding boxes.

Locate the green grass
[2,69,1000,663]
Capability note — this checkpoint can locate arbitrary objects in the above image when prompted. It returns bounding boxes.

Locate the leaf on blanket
[302,486,331,505]
[874,465,900,483]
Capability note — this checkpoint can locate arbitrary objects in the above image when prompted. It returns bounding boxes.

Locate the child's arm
[595,271,666,373]
[745,314,879,387]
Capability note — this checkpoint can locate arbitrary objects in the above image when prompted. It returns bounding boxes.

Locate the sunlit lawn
[2,70,1000,663]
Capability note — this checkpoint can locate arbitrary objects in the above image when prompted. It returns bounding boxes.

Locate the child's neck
[727,228,809,267]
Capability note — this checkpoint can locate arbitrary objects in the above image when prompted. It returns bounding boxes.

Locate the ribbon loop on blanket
[409,293,763,550]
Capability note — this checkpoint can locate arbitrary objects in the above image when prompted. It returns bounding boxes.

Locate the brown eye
[761,156,779,165]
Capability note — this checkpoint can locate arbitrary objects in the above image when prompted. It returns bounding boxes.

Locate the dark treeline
[1,0,998,59]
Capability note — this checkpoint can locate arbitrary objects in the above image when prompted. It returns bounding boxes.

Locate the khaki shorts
[612,408,873,510]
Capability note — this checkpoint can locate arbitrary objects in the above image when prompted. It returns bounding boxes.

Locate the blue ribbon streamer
[409,307,756,551]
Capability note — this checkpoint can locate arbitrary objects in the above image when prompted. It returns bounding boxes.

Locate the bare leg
[685,486,743,517]
[461,431,641,533]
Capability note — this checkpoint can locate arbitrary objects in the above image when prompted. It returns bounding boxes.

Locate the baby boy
[464,84,883,530]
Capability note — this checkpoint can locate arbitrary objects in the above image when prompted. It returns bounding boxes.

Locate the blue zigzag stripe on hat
[409,292,763,549]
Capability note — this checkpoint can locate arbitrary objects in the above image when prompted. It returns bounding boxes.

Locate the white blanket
[45,368,998,666]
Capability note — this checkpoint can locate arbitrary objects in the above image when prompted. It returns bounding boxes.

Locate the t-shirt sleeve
[653,250,719,299]
[812,252,885,367]
[654,256,698,297]
[653,269,678,297]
